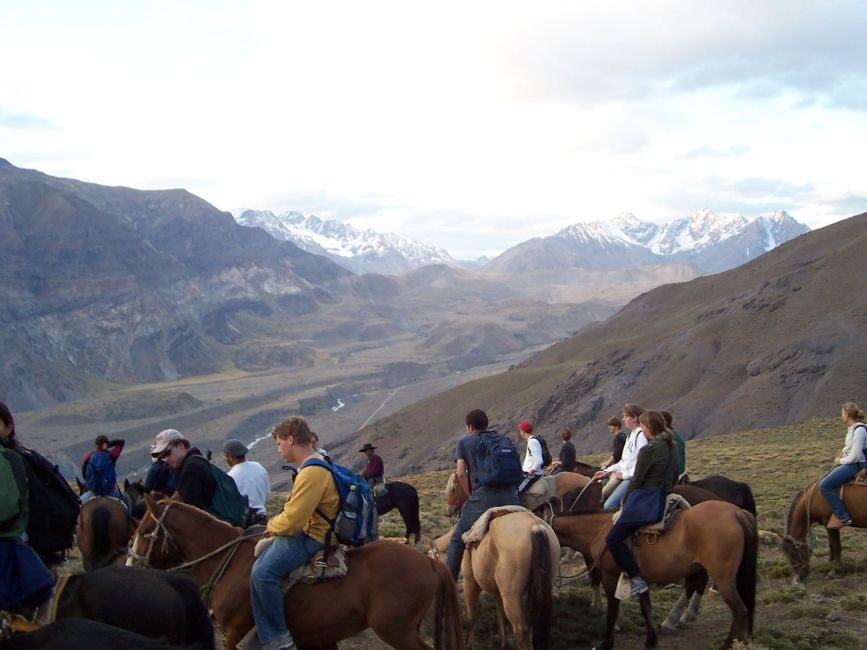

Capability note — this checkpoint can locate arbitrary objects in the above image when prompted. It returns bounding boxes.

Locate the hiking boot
[629,576,649,596]
[827,514,852,530]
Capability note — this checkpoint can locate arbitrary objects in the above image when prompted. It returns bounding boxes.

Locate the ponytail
[842,402,866,423]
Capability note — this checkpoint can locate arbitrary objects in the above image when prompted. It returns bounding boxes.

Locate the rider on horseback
[605,410,680,597]
[594,404,649,510]
[251,416,339,650]
[820,402,867,529]
[0,402,54,621]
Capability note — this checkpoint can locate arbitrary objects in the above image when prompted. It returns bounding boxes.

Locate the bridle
[128,500,178,567]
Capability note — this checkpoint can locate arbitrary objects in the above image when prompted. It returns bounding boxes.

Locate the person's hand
[593,470,607,481]
[834,456,841,465]
[613,471,623,480]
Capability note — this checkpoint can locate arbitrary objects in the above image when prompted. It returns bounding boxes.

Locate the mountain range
[234,209,456,275]
[484,209,809,274]
[348,209,866,474]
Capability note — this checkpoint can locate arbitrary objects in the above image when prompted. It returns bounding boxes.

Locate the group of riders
[2,397,866,648]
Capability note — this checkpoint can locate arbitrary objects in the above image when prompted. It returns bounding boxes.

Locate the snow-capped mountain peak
[233,209,456,275]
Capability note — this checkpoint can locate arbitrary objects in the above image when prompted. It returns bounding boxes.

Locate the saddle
[374,483,389,497]
[0,574,71,639]
[519,476,557,510]
[462,505,534,547]
[612,493,691,537]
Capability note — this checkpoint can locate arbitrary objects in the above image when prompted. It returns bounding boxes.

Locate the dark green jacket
[625,437,679,500]
[672,430,686,475]
[0,449,29,540]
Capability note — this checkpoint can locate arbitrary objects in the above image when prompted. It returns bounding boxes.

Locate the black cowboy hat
[358,443,377,453]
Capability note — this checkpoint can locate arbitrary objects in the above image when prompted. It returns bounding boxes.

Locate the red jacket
[362,454,384,479]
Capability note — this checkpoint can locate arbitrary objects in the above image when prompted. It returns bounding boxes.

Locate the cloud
[0,106,54,130]
[677,144,751,160]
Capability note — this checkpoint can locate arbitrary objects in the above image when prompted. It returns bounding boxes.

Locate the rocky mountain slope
[234,209,456,275]
[350,210,866,474]
[485,209,809,274]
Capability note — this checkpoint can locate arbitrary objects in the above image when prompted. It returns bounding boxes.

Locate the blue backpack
[473,430,523,489]
[302,457,378,546]
[85,451,117,496]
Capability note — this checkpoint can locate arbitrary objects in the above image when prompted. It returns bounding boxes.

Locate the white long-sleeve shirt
[603,426,647,480]
[838,423,867,465]
[523,436,544,476]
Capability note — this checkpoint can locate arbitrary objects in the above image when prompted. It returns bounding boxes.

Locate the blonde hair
[273,416,312,443]
[842,402,866,422]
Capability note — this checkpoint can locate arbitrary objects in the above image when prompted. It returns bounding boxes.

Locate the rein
[567,479,600,513]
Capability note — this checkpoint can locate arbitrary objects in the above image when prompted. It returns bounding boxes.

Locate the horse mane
[159,499,242,535]
[784,488,805,535]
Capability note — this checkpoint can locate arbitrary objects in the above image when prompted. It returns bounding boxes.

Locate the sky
[1,1,866,259]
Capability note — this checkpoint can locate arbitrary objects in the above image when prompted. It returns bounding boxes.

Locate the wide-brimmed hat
[358,443,377,453]
[223,438,249,458]
[150,429,186,457]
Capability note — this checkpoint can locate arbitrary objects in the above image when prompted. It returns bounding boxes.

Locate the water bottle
[345,484,359,517]
[336,484,359,544]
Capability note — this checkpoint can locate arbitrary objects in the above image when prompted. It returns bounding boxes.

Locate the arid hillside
[349,211,867,473]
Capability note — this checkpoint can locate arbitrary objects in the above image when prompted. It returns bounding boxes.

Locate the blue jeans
[605,519,645,577]
[820,462,867,521]
[446,486,520,579]
[251,533,324,647]
[604,479,631,511]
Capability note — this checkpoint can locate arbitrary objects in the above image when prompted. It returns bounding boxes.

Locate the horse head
[780,533,811,584]
[127,494,183,569]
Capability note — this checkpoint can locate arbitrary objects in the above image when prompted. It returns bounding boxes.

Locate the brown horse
[445,472,591,515]
[551,501,757,649]
[781,480,867,583]
[426,511,559,650]
[76,497,132,571]
[129,496,464,650]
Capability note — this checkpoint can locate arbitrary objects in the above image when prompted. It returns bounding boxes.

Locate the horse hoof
[659,623,678,635]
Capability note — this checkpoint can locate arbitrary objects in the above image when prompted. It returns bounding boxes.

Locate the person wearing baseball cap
[517,421,544,494]
[223,438,270,527]
[149,429,216,512]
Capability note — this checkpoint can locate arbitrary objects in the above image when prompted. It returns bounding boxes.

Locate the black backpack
[473,431,523,488]
[532,435,553,467]
[18,447,81,557]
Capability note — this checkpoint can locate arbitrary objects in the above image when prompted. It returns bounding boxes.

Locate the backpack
[473,430,524,489]
[0,449,28,533]
[18,448,81,556]
[85,450,117,496]
[205,461,249,528]
[302,457,378,547]
[533,435,553,468]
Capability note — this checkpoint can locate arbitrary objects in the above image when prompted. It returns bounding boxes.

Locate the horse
[129,495,464,650]
[124,478,149,520]
[426,511,559,650]
[376,481,422,544]
[0,617,210,650]
[446,472,592,516]
[41,565,213,646]
[571,461,601,478]
[546,482,724,629]
[781,479,867,583]
[75,496,133,571]
[550,500,756,649]
[679,474,757,516]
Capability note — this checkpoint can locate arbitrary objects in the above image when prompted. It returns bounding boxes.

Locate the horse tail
[527,525,553,650]
[90,505,111,566]
[408,485,422,544]
[739,482,758,518]
[430,557,465,650]
[735,509,758,637]
[165,573,216,648]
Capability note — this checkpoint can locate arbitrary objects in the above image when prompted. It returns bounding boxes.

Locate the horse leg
[681,571,708,624]
[660,590,688,633]
[500,589,530,650]
[712,576,749,648]
[494,594,508,650]
[636,590,657,648]
[596,576,620,650]
[463,571,482,649]
[827,528,844,576]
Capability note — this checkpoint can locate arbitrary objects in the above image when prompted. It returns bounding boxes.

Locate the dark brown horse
[551,501,757,649]
[781,480,867,583]
[0,617,210,650]
[130,496,465,650]
[376,481,422,544]
[679,474,757,516]
[47,566,213,646]
[75,496,133,571]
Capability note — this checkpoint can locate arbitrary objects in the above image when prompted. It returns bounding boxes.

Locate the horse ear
[124,478,130,490]
[144,493,159,516]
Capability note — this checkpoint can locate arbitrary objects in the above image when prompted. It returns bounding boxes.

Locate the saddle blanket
[611,493,691,535]
[462,505,538,546]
